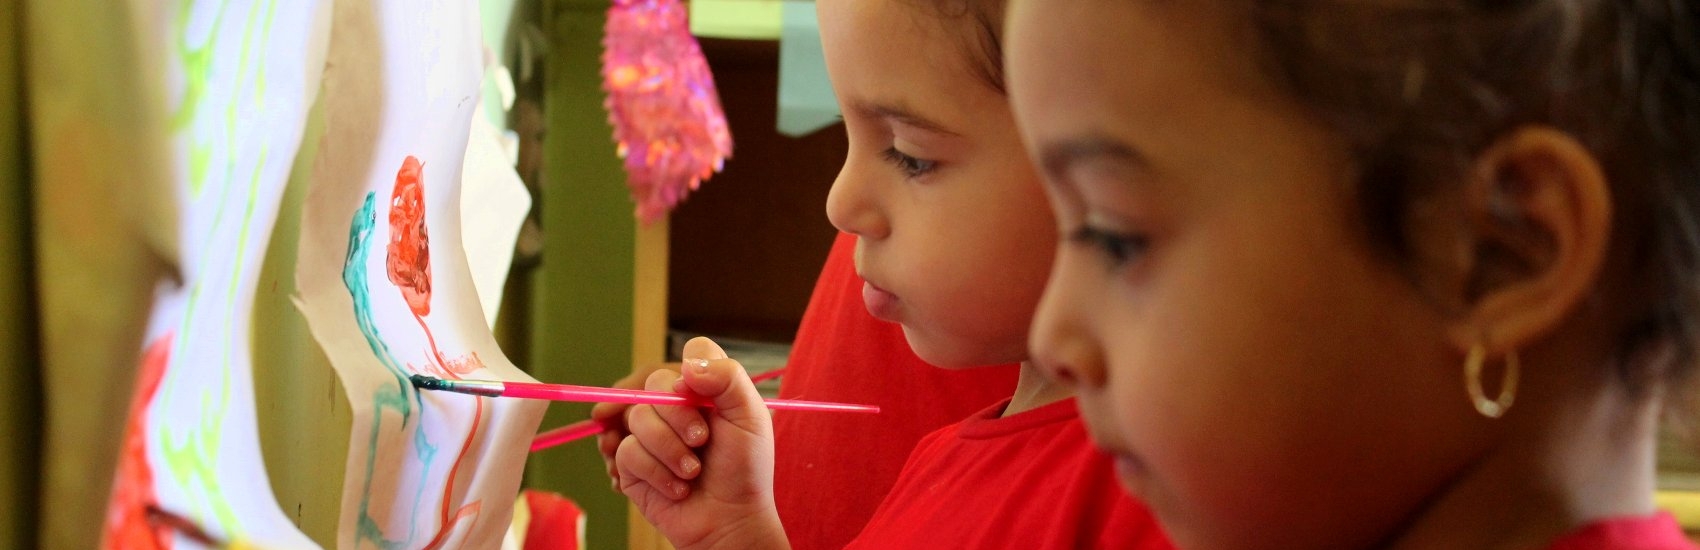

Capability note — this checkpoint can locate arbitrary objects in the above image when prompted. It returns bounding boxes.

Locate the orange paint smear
[102,334,175,550]
[387,155,432,317]
[440,352,485,376]
[420,396,484,550]
[412,312,487,547]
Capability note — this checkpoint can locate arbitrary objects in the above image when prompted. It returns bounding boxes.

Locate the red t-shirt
[1545,512,1696,550]
[845,398,1174,550]
[773,232,1020,550]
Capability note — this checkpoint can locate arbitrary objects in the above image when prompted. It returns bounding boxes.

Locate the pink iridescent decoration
[602,0,734,223]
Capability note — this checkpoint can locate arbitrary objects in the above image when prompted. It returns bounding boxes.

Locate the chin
[899,326,1017,369]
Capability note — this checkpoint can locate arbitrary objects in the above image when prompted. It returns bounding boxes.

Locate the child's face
[1009,2,1497,548]
[817,0,1056,367]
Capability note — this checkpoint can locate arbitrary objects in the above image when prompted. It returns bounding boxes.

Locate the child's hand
[614,337,787,550]
[593,361,679,491]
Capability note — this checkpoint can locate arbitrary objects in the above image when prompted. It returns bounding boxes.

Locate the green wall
[523,1,642,548]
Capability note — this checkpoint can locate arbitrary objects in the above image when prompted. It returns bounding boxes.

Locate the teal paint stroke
[343,192,437,549]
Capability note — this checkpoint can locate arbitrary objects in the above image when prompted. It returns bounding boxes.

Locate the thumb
[679,337,770,433]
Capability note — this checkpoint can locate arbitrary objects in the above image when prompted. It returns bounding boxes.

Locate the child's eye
[1069,225,1148,268]
[881,147,938,178]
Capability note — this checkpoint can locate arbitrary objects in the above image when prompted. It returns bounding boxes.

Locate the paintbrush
[145,506,266,549]
[530,419,608,452]
[409,374,878,414]
[525,368,787,453]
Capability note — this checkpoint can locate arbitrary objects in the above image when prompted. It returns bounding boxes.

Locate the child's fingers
[591,363,668,429]
[680,359,770,434]
[615,434,691,501]
[625,400,705,481]
[590,401,631,428]
[640,369,712,448]
[681,336,731,364]
[598,431,624,490]
[592,362,681,426]
[592,368,649,488]
[593,404,634,488]
[593,387,640,488]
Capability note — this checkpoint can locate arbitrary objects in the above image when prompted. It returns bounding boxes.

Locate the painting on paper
[103,0,331,548]
[294,0,547,548]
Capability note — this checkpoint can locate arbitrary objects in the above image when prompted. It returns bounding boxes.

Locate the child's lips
[1107,448,1152,499]
[862,281,900,322]
[1112,453,1146,482]
[1086,424,1150,497]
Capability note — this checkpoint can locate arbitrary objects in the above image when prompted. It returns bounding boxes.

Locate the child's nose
[1031,332,1100,388]
[1029,267,1104,388]
[825,155,889,239]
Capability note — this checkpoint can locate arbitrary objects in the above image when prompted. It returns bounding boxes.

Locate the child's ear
[1443,126,1612,355]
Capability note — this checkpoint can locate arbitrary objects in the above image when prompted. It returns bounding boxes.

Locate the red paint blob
[385,156,488,545]
[102,334,174,550]
[387,155,433,317]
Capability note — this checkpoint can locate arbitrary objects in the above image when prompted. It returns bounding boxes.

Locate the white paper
[106,0,330,547]
[294,0,547,548]
[460,106,532,328]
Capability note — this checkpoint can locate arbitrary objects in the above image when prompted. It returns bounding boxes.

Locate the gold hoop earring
[1464,343,1519,418]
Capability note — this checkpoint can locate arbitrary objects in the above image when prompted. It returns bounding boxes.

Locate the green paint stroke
[346,192,439,549]
[152,0,286,538]
[170,0,228,195]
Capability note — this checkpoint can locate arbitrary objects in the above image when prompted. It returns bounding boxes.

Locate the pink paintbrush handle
[525,396,879,454]
[501,381,699,406]
[530,419,607,452]
[497,380,879,414]
[761,398,882,413]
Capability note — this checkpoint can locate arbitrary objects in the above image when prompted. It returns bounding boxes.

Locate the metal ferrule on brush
[443,379,505,397]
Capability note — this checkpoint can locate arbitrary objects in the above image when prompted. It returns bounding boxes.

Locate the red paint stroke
[387,155,432,317]
[102,334,175,550]
[441,352,486,376]
[414,310,488,548]
[421,395,484,550]
[413,315,486,378]
[387,157,486,547]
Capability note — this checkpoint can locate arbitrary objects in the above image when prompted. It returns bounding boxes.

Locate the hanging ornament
[602,0,734,223]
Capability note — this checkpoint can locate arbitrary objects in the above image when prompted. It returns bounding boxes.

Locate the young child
[608,0,1173,548]
[767,231,1021,550]
[1004,1,1700,548]
[594,231,1021,550]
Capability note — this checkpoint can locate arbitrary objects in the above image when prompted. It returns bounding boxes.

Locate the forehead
[1006,1,1282,144]
[817,0,1001,118]
[1012,3,1218,101]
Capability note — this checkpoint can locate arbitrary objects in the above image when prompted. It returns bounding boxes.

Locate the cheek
[963,200,1054,325]
[1097,227,1468,548]
[913,235,1054,363]
[899,174,1056,357]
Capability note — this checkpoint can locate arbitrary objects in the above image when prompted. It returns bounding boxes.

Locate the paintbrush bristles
[411,375,506,397]
[410,374,447,391]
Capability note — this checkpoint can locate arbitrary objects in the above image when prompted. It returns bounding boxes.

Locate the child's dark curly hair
[1251,0,1700,400]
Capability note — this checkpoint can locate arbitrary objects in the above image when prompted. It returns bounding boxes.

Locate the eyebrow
[1039,136,1146,183]
[849,100,961,137]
